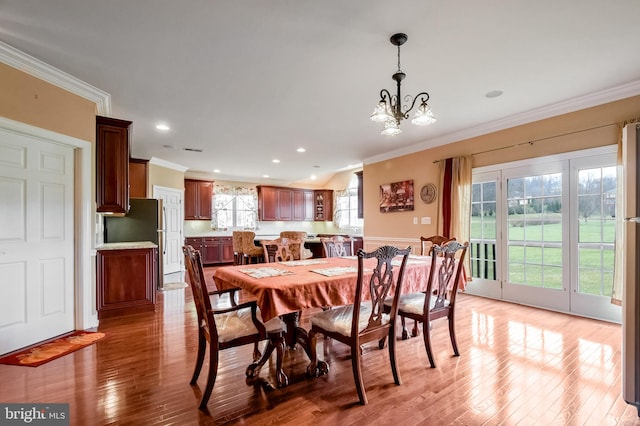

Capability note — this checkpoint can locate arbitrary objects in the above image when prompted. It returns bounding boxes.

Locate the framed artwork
[379,179,414,212]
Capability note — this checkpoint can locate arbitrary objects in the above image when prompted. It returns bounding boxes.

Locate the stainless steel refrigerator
[104,198,164,289]
[623,123,640,416]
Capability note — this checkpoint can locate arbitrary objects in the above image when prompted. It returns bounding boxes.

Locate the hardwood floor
[1,268,639,425]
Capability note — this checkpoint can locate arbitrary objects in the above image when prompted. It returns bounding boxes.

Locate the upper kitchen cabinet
[96,116,132,215]
[314,190,333,221]
[184,179,213,220]
[129,158,148,198]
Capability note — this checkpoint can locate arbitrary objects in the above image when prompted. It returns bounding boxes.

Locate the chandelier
[370,33,436,136]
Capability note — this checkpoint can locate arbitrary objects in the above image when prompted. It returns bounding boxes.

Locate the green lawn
[470,214,615,296]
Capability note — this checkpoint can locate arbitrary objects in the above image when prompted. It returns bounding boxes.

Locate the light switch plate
[421,217,431,225]
[413,217,418,225]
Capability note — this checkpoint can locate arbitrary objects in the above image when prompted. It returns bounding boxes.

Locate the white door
[0,130,75,354]
[153,185,183,275]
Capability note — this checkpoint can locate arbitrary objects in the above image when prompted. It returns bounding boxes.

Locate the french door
[468,147,621,322]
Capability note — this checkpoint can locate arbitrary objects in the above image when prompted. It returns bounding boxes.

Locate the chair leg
[449,313,459,356]
[388,325,401,386]
[400,315,409,340]
[411,319,419,337]
[422,318,436,368]
[190,331,206,385]
[199,343,219,410]
[252,341,262,362]
[351,343,368,405]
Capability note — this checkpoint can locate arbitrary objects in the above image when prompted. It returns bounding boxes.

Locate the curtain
[438,156,472,279]
[611,124,629,305]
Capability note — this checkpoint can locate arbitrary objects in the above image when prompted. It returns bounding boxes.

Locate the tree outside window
[334,175,363,231]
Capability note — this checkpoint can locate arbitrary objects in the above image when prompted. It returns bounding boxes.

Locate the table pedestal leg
[281,312,329,377]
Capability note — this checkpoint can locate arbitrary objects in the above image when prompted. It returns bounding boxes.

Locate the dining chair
[182,245,288,410]
[232,231,244,265]
[320,236,353,258]
[240,231,264,264]
[307,245,412,405]
[419,235,456,256]
[261,238,294,263]
[279,231,313,260]
[383,240,468,368]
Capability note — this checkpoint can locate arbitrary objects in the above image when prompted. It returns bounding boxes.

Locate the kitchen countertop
[96,241,158,250]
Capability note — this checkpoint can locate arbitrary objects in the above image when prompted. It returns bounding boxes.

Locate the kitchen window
[212,185,257,229]
[334,175,363,231]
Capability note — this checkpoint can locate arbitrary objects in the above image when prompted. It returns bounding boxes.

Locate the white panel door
[0,130,75,354]
[153,186,183,275]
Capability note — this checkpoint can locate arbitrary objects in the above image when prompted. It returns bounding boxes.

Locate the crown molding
[0,41,112,116]
[363,80,640,165]
[149,157,189,173]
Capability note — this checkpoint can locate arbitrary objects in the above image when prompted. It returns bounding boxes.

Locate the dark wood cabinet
[314,190,333,221]
[129,158,148,198]
[185,236,233,265]
[184,179,213,220]
[96,246,157,319]
[96,116,131,215]
[258,185,332,221]
[303,190,315,221]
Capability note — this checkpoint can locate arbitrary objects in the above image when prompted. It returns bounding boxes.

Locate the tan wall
[363,95,640,248]
[0,63,96,142]
[148,163,185,192]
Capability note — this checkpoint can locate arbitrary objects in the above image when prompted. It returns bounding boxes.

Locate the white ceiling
[2,1,640,186]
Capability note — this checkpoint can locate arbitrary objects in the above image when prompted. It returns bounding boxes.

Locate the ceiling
[2,1,640,186]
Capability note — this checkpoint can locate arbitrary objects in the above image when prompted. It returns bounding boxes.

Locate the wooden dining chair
[182,245,288,410]
[261,238,294,263]
[419,235,456,256]
[383,240,468,368]
[279,231,313,260]
[307,245,412,405]
[320,236,353,258]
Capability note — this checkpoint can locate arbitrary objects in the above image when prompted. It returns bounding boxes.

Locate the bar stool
[232,231,244,265]
[241,231,264,264]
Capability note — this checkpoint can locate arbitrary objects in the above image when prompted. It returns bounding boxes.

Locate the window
[334,175,363,230]
[212,185,257,229]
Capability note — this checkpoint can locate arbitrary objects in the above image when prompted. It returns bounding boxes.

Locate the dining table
[213,254,467,377]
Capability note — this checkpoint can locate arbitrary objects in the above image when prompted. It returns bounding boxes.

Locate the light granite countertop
[96,241,158,250]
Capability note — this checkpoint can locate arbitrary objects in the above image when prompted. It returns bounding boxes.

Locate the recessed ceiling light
[263,174,270,178]
[485,90,503,98]
[155,123,170,131]
[272,159,280,163]
[297,147,306,153]
[213,169,221,173]
[162,144,177,149]
[310,175,317,180]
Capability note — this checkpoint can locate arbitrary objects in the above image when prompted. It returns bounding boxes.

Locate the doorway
[467,146,621,322]
[153,185,184,279]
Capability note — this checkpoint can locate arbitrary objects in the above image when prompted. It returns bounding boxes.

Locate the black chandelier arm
[403,92,431,117]
[378,89,392,103]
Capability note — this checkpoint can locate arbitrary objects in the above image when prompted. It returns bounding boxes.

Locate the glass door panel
[502,165,570,312]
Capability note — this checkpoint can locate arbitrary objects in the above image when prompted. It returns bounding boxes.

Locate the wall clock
[420,183,437,204]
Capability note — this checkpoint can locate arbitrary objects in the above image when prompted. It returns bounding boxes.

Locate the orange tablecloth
[213,256,467,322]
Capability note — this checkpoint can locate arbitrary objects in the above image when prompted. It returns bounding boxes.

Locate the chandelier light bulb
[370,100,393,123]
[381,120,402,136]
[411,103,437,126]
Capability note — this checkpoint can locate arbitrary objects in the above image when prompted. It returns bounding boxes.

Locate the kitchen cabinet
[184,179,213,220]
[258,185,331,221]
[303,190,315,221]
[96,243,157,319]
[96,116,131,215]
[129,158,148,198]
[185,236,233,265]
[314,190,333,221]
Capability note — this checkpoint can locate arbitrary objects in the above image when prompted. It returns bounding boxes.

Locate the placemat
[239,267,294,279]
[310,266,358,277]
